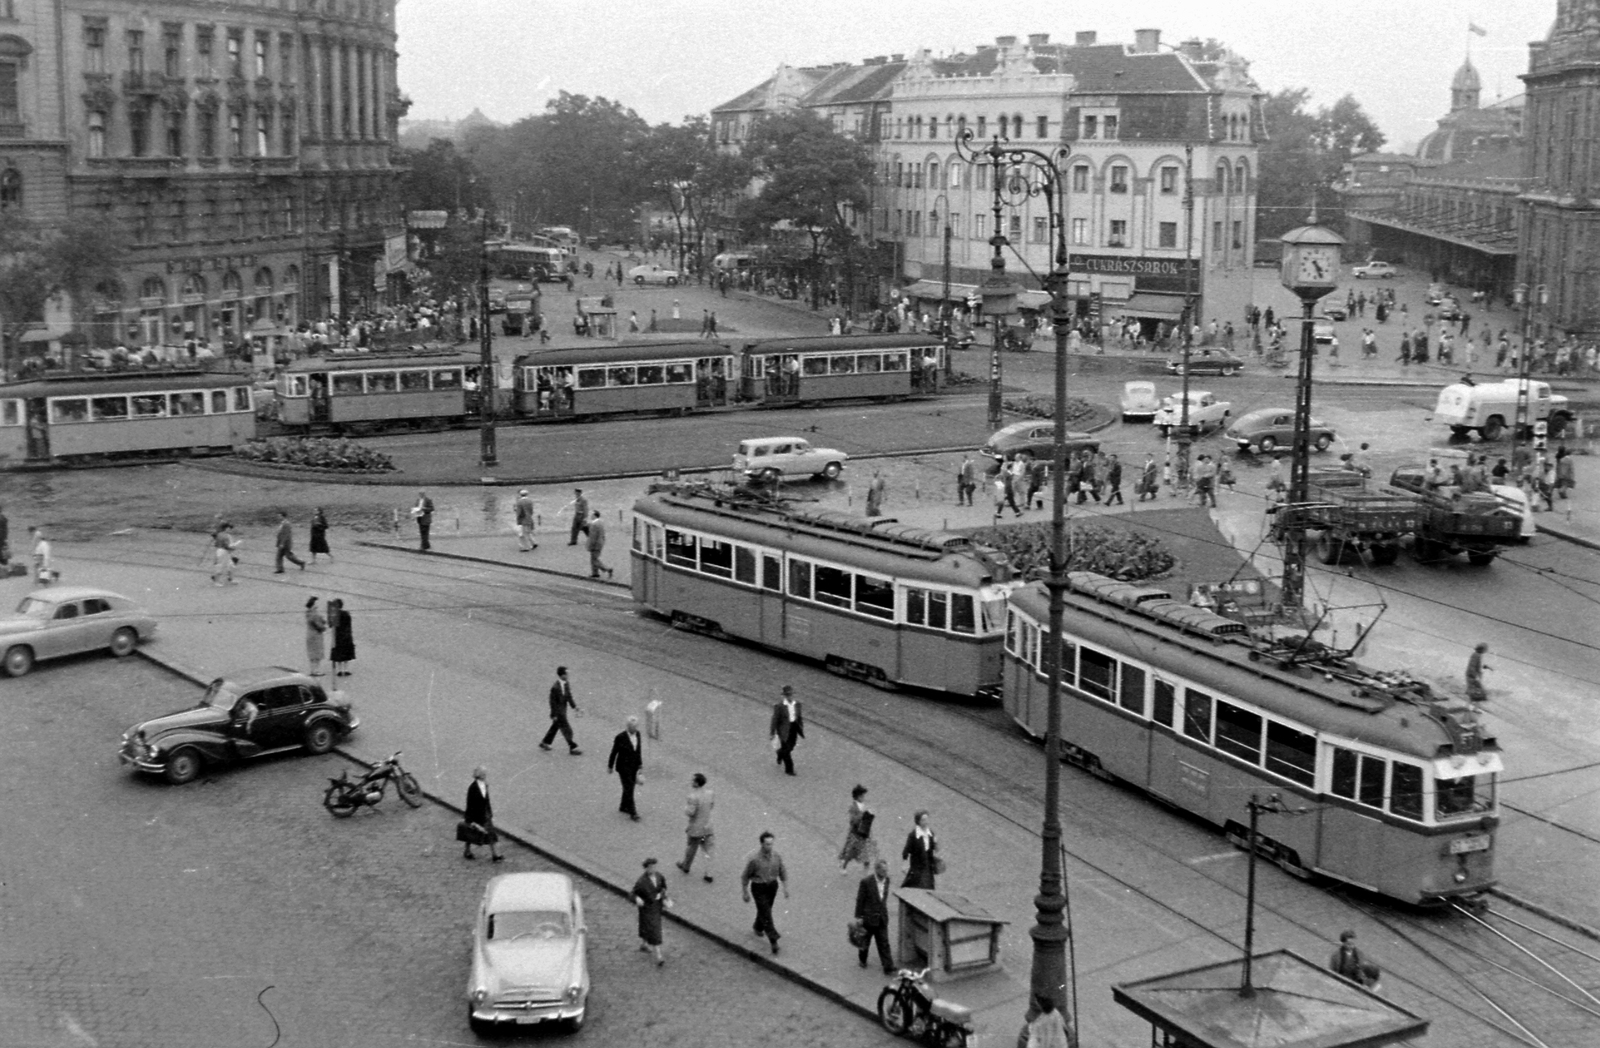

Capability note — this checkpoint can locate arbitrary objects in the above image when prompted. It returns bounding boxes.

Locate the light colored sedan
[468,872,590,1035]
[0,587,157,677]
[628,263,680,286]
[1120,381,1161,422]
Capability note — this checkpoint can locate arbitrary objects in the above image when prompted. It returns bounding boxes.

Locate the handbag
[770,734,781,752]
[847,919,870,948]
[857,810,875,837]
[455,820,491,846]
[933,855,947,875]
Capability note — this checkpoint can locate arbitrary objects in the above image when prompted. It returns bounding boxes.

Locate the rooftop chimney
[891,53,904,61]
[996,35,1018,47]
[1075,31,1097,46]
[1028,33,1050,47]
[1133,28,1160,54]
[1180,38,1204,61]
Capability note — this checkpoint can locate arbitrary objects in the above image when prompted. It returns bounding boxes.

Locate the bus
[488,242,566,282]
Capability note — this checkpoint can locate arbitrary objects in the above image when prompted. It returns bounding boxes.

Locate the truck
[1385,466,1524,564]
[1290,468,1520,567]
[1434,379,1572,442]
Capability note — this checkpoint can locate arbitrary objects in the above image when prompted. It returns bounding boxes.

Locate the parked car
[1120,381,1162,422]
[981,419,1099,462]
[1153,391,1232,437]
[468,872,590,1034]
[628,264,680,286]
[1434,299,1466,322]
[1165,349,1244,376]
[1313,320,1336,346]
[1226,408,1337,454]
[733,436,848,481]
[1352,261,1397,279]
[1320,298,1348,321]
[1,587,157,677]
[118,667,359,785]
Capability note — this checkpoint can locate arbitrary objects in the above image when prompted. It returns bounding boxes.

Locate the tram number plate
[1449,835,1490,855]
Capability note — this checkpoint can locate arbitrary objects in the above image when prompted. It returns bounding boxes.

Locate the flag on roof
[1469,23,1487,36]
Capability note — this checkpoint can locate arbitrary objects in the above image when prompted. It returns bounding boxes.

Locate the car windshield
[489,909,571,940]
[200,678,243,709]
[14,597,54,619]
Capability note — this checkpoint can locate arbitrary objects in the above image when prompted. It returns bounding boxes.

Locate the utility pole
[478,207,497,469]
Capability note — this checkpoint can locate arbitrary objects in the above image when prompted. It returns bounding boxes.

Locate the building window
[0,59,16,124]
[928,116,937,139]
[929,161,939,187]
[1008,215,1021,241]
[1031,216,1048,243]
[201,196,216,230]
[1036,115,1048,139]
[282,195,294,232]
[256,111,270,154]
[226,31,242,78]
[134,200,152,242]
[1082,115,1098,139]
[87,110,106,157]
[1235,162,1248,194]
[281,109,295,153]
[1071,217,1087,245]
[1110,166,1128,193]
[196,28,214,77]
[1072,165,1088,193]
[976,163,988,191]
[172,197,186,241]
[976,115,986,138]
[1159,221,1178,248]
[948,163,961,189]
[1011,115,1023,140]
[228,111,243,155]
[254,33,268,79]
[1232,220,1243,250]
[127,30,145,74]
[130,107,150,157]
[199,108,216,157]
[279,34,294,82]
[1213,220,1224,252]
[974,214,986,241]
[165,108,183,156]
[85,24,106,73]
[1108,219,1127,247]
[1104,115,1119,140]
[162,26,182,78]
[892,209,901,236]
[0,168,19,210]
[1160,166,1178,194]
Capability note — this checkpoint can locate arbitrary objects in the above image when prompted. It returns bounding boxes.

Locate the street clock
[1279,222,1346,302]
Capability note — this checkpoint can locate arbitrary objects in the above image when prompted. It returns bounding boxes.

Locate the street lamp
[477,203,498,469]
[933,192,955,379]
[1513,280,1548,469]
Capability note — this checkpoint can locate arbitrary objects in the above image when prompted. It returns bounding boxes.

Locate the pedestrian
[0,503,7,566]
[1465,642,1491,703]
[1538,456,1557,510]
[839,784,878,873]
[854,858,896,973]
[991,471,1009,518]
[1139,453,1158,502]
[1192,455,1217,507]
[411,491,434,551]
[676,772,715,882]
[1026,996,1072,1048]
[309,507,332,563]
[1555,446,1575,499]
[957,454,977,506]
[708,312,718,337]
[585,510,614,579]
[274,510,307,573]
[28,526,53,584]
[329,598,355,677]
[740,831,790,955]
[304,596,328,677]
[769,684,804,776]
[1105,453,1124,506]
[865,470,886,516]
[1027,455,1048,509]
[628,310,639,333]
[632,858,672,966]
[901,810,940,889]
[607,715,644,820]
[540,666,583,754]
[461,766,504,862]
[209,521,239,585]
[514,489,538,552]
[567,488,589,546]
[1328,930,1381,990]
[647,308,658,333]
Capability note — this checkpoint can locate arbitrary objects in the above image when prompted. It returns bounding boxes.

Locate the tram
[275,349,487,431]
[0,370,255,465]
[511,342,735,419]
[1003,575,1500,905]
[736,334,946,404]
[630,483,1017,698]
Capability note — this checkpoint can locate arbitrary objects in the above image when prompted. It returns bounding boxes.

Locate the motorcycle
[323,751,423,818]
[877,967,974,1047]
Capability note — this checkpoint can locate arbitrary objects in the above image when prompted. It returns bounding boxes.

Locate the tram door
[308,375,330,424]
[24,399,49,459]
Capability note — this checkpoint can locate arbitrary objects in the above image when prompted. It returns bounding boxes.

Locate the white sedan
[1353,261,1397,279]
[468,872,590,1034]
[1153,391,1232,437]
[1120,381,1161,422]
[0,587,157,677]
[628,264,680,286]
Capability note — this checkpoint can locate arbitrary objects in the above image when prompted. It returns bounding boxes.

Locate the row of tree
[0,215,124,369]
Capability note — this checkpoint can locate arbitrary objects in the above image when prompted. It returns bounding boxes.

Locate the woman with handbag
[838,784,878,873]
[631,857,673,966]
[329,599,356,678]
[901,810,941,889]
[459,766,503,862]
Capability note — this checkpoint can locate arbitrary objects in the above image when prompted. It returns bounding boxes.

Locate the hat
[519,488,528,495]
[642,857,658,868]
[781,685,793,696]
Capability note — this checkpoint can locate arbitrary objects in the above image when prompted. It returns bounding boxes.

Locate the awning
[901,280,1051,310]
[1433,751,1503,781]
[1120,293,1187,320]
[19,329,58,343]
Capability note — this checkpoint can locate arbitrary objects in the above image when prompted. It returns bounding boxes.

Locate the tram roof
[0,370,250,397]
[511,342,732,368]
[1009,582,1493,761]
[738,333,946,354]
[281,350,483,373]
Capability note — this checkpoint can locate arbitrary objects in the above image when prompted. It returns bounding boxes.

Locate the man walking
[540,666,582,754]
[412,491,434,551]
[514,489,538,552]
[607,715,644,820]
[567,489,589,546]
[769,685,804,776]
[586,510,614,579]
[741,831,790,955]
[854,858,895,973]
[1466,642,1491,703]
[1139,453,1159,502]
[1105,454,1125,506]
[274,510,307,573]
[676,772,715,882]
[957,454,977,506]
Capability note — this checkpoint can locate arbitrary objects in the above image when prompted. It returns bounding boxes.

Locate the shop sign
[165,254,259,275]
[409,210,448,229]
[1067,253,1198,295]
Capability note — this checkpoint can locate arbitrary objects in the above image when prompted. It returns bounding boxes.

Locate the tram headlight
[1453,870,1468,884]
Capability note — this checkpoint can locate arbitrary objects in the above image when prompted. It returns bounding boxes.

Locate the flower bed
[970,520,1174,582]
[1002,395,1097,424]
[235,437,395,473]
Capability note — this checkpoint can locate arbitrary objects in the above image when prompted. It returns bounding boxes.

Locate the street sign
[408,210,449,230]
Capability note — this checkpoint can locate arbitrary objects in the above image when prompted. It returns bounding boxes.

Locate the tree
[0,214,57,374]
[633,118,753,274]
[51,214,126,336]
[1257,89,1386,240]
[0,213,126,373]
[399,138,490,214]
[420,216,486,308]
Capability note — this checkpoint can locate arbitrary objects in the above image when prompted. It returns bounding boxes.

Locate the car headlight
[565,984,581,1003]
[471,987,487,1005]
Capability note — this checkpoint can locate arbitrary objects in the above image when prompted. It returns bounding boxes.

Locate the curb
[1487,886,1600,943]
[352,540,633,586]
[131,645,877,1023]
[1533,519,1600,551]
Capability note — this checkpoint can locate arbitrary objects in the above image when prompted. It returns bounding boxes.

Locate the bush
[1003,395,1096,424]
[970,520,1174,582]
[235,437,395,473]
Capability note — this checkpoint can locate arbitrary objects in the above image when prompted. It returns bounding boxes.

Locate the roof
[484,872,574,912]
[0,371,249,398]
[20,586,134,604]
[1452,57,1482,92]
[739,333,946,354]
[217,666,310,688]
[512,342,728,368]
[282,350,482,374]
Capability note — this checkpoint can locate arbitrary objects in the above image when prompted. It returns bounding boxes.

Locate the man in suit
[413,491,434,551]
[539,666,582,754]
[274,510,307,573]
[514,489,538,552]
[567,489,589,546]
[769,685,804,776]
[607,715,644,820]
[854,858,895,973]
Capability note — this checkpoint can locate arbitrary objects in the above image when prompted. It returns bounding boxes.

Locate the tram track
[77,531,1599,1046]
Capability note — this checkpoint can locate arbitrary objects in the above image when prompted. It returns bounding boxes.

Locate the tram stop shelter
[1113,949,1428,1048]
[895,888,1009,981]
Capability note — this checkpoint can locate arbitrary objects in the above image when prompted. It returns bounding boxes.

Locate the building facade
[6,0,405,352]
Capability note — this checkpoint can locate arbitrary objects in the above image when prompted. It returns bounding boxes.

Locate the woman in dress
[631,857,671,966]
[209,522,239,586]
[901,809,939,890]
[839,784,877,873]
[329,599,356,677]
[309,507,331,563]
[304,597,328,678]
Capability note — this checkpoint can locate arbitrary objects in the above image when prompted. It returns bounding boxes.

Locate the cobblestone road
[0,656,898,1048]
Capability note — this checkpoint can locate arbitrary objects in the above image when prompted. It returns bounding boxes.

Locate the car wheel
[566,1007,586,1033]
[1223,367,1238,377]
[1258,436,1276,453]
[164,748,202,785]
[634,276,644,285]
[666,277,678,286]
[822,462,842,480]
[4,645,34,678]
[303,722,336,755]
[758,467,781,483]
[108,627,139,658]
[1313,434,1332,452]
[1482,417,1505,442]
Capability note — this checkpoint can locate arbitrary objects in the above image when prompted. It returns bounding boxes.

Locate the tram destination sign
[1067,253,1199,295]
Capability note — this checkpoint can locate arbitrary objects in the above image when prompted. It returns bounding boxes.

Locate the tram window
[1214,701,1262,764]
[647,523,663,558]
[1436,773,1492,819]
[814,565,852,609]
[232,387,251,412]
[131,395,167,418]
[367,372,397,393]
[1332,747,1386,809]
[1057,640,1076,687]
[286,375,309,396]
[608,366,637,387]
[927,590,947,630]
[981,595,1006,633]
[51,399,88,423]
[1005,611,1020,654]
[829,355,856,375]
[664,529,697,569]
[761,554,781,590]
[883,352,908,371]
[632,518,644,552]
[1119,665,1146,715]
[788,560,812,599]
[857,575,894,620]
[91,396,129,420]
[332,373,365,395]
[211,390,228,413]
[1152,679,1176,727]
[432,369,463,390]
[400,370,430,391]
[573,368,602,389]
[636,364,665,385]
[734,546,757,585]
[950,593,975,633]
[1264,722,1316,786]
[857,354,883,373]
[1182,689,1212,743]
[798,357,826,377]
[171,392,205,416]
[699,539,733,578]
[665,363,693,383]
[0,401,17,426]
[907,589,926,626]
[1078,647,1116,702]
[1024,623,1040,669]
[1390,763,1424,821]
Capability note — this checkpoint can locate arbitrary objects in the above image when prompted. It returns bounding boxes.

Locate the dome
[1452,58,1481,93]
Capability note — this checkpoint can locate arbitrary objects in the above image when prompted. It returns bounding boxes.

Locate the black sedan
[119,666,358,784]
[1166,349,1245,377]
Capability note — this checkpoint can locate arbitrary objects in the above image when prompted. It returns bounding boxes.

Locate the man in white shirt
[768,685,804,776]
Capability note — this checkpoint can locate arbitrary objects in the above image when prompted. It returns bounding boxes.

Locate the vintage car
[627,264,680,286]
[980,419,1100,462]
[118,666,358,785]
[1,587,157,678]
[1352,261,1397,279]
[468,872,590,1034]
[1153,391,1232,438]
[1226,407,1337,454]
[1165,349,1244,376]
[733,436,848,481]
[1320,298,1349,321]
[1120,381,1162,422]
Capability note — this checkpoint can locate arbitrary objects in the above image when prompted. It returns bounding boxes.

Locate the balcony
[122,70,169,94]
[250,155,298,173]
[115,156,183,177]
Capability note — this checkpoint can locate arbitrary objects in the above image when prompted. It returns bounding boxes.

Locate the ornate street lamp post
[478,205,497,469]
[1513,280,1548,470]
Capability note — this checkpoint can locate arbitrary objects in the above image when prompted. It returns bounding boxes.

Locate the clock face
[1293,247,1337,284]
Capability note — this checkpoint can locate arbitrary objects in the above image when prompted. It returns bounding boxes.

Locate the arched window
[929,161,939,187]
[1235,161,1249,195]
[181,273,206,298]
[283,265,300,289]
[221,270,243,297]
[0,168,19,210]
[254,266,273,293]
[1011,114,1023,140]
[141,276,166,300]
[1217,162,1230,194]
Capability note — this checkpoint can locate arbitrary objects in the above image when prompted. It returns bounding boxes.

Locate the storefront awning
[901,280,1051,310]
[19,329,58,343]
[1120,293,1188,320]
